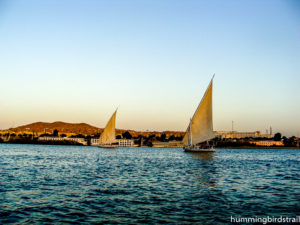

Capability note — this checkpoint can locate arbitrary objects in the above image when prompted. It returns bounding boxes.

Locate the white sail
[99,110,117,145]
[183,77,214,146]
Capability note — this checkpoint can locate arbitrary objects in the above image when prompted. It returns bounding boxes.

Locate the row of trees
[3,130,297,147]
[35,130,183,147]
[118,131,183,141]
[38,130,183,141]
[217,132,299,147]
[273,133,298,146]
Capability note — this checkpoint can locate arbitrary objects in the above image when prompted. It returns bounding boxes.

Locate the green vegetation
[53,129,59,137]
[274,133,282,141]
[122,131,132,139]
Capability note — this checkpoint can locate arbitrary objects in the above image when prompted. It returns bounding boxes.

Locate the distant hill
[8,121,185,138]
[9,121,102,135]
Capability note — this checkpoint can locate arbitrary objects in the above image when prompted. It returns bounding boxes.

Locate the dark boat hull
[98,145,117,149]
[183,147,216,152]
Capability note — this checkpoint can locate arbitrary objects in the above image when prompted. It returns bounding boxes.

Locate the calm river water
[0,144,299,224]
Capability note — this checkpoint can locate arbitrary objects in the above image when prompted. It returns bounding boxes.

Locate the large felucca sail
[99,109,117,148]
[183,76,215,152]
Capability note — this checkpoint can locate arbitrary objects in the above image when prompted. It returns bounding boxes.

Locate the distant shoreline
[217,146,300,149]
[0,139,83,146]
[1,141,299,149]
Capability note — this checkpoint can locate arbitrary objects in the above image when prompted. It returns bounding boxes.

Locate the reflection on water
[0,144,299,224]
[187,152,217,188]
[188,152,214,160]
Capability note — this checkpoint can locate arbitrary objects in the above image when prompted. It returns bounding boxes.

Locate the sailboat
[98,109,118,149]
[183,75,216,152]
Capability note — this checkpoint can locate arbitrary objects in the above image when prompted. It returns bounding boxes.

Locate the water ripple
[0,144,299,224]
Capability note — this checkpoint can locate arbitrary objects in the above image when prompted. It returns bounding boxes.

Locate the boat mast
[190,118,192,146]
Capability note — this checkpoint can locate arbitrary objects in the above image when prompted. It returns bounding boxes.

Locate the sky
[0,0,299,136]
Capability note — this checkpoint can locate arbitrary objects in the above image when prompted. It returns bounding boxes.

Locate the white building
[117,139,135,147]
[249,140,284,146]
[214,131,273,139]
[91,138,135,147]
[38,137,87,145]
[91,138,99,146]
[214,131,260,139]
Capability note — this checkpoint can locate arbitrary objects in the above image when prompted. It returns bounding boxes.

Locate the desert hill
[10,121,101,135]
[8,121,185,138]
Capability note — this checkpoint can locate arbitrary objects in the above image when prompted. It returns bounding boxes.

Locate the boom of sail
[182,77,214,146]
[99,109,117,145]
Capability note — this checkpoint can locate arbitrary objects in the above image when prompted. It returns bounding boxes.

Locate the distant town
[0,121,299,148]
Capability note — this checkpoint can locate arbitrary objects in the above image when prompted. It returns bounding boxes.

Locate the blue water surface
[0,144,299,224]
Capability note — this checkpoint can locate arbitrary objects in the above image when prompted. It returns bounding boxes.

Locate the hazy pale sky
[0,0,299,136]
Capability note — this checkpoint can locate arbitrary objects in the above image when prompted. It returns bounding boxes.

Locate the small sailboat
[98,109,118,149]
[183,75,216,152]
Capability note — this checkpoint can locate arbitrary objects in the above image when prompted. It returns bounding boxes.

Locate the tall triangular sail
[99,110,117,145]
[183,77,214,146]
